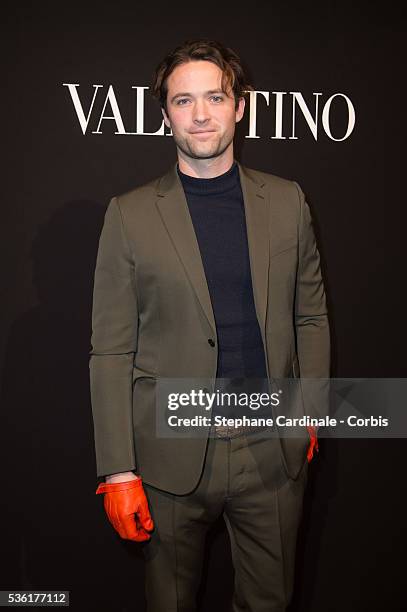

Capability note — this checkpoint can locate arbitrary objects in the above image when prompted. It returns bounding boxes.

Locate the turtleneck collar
[177,160,239,195]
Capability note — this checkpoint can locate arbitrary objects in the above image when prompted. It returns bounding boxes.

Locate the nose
[192,98,210,125]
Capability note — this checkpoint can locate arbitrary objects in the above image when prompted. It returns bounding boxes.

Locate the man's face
[162,60,245,161]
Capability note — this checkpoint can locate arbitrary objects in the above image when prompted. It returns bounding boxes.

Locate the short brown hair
[151,38,253,113]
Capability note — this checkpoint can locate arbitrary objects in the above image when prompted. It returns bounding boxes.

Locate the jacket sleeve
[89,197,138,477]
[293,182,331,419]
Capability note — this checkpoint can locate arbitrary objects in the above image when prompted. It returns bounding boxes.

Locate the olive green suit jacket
[89,160,330,494]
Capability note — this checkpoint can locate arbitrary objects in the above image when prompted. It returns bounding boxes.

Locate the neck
[177,148,235,179]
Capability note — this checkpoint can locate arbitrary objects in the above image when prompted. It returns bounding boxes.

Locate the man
[90,38,330,612]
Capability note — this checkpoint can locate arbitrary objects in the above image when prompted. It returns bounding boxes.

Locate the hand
[306,425,319,462]
[96,478,154,541]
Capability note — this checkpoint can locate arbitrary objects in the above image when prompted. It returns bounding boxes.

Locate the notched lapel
[237,162,270,342]
[155,163,216,333]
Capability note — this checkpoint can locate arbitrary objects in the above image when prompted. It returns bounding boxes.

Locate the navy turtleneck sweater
[177,160,269,418]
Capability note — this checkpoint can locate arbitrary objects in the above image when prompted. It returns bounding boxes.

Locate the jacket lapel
[237,162,270,346]
[155,160,270,340]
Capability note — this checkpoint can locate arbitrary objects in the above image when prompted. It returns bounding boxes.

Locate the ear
[235,97,246,124]
[161,106,171,129]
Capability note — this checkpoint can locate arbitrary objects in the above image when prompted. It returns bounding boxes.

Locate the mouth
[190,130,216,137]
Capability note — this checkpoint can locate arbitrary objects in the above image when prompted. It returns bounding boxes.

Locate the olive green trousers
[142,430,308,612]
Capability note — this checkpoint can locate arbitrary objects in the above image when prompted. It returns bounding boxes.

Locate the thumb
[122,515,151,542]
[138,501,154,531]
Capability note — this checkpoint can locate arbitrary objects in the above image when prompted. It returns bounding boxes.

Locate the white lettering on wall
[271,92,286,140]
[62,83,356,141]
[322,93,356,141]
[62,83,103,135]
[246,91,270,139]
[92,85,126,134]
[130,86,165,136]
[289,92,322,140]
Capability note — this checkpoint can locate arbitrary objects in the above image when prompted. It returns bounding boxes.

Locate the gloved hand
[96,478,154,542]
[306,425,319,462]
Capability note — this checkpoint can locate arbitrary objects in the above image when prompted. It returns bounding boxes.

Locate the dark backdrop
[2,2,406,611]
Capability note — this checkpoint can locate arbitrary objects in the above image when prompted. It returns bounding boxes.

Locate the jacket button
[208,338,215,347]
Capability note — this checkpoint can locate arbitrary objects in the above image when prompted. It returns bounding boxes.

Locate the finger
[104,496,121,531]
[104,497,131,538]
[122,516,151,542]
[111,514,147,541]
[137,503,154,531]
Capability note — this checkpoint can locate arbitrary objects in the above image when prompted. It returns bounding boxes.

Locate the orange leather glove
[306,425,319,462]
[96,478,154,542]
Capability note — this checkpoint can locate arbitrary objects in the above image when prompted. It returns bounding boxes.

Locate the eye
[210,95,224,102]
[176,98,190,105]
